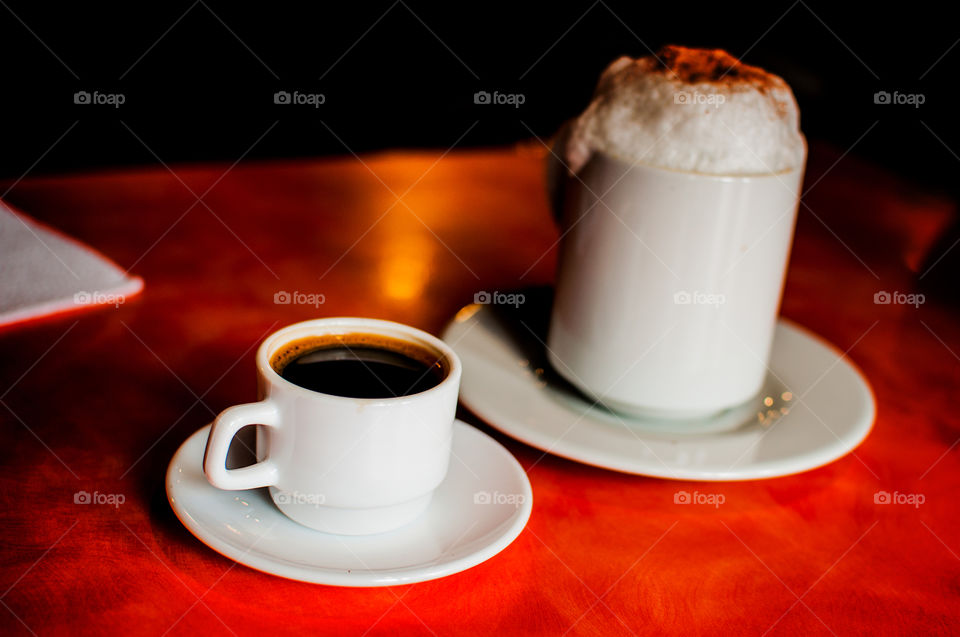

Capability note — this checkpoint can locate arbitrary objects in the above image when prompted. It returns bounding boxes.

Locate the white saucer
[442,296,875,481]
[166,421,532,586]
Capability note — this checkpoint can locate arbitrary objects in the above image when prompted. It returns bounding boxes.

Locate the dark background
[1,1,955,191]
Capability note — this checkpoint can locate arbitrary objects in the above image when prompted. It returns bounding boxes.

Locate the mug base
[599,398,724,421]
[545,349,763,428]
[590,391,770,436]
[269,488,434,536]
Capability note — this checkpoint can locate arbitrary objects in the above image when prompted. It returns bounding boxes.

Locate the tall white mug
[204,317,461,535]
[547,152,805,419]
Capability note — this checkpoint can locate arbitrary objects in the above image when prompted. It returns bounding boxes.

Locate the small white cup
[548,151,805,419]
[203,317,461,535]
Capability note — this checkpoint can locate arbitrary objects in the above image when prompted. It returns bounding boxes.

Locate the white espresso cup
[547,151,805,419]
[203,317,461,535]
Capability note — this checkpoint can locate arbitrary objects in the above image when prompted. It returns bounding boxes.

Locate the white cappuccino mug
[547,152,805,419]
[203,317,461,535]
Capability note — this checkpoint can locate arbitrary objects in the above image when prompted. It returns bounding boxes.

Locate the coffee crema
[270,333,446,399]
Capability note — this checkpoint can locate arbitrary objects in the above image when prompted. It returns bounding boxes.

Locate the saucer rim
[444,308,876,481]
[166,420,533,587]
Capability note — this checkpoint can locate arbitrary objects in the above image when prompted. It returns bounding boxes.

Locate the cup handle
[203,400,280,490]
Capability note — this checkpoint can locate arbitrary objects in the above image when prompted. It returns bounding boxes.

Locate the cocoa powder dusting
[651,45,783,91]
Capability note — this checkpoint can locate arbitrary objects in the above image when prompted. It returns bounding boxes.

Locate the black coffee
[271,334,445,399]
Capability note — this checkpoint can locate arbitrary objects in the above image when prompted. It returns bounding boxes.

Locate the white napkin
[0,201,143,328]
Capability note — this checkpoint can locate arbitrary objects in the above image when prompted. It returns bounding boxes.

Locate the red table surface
[1,144,958,636]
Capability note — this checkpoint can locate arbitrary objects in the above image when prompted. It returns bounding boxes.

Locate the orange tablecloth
[1,145,958,635]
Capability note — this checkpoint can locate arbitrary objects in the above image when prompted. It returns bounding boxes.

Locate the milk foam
[564,46,806,176]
